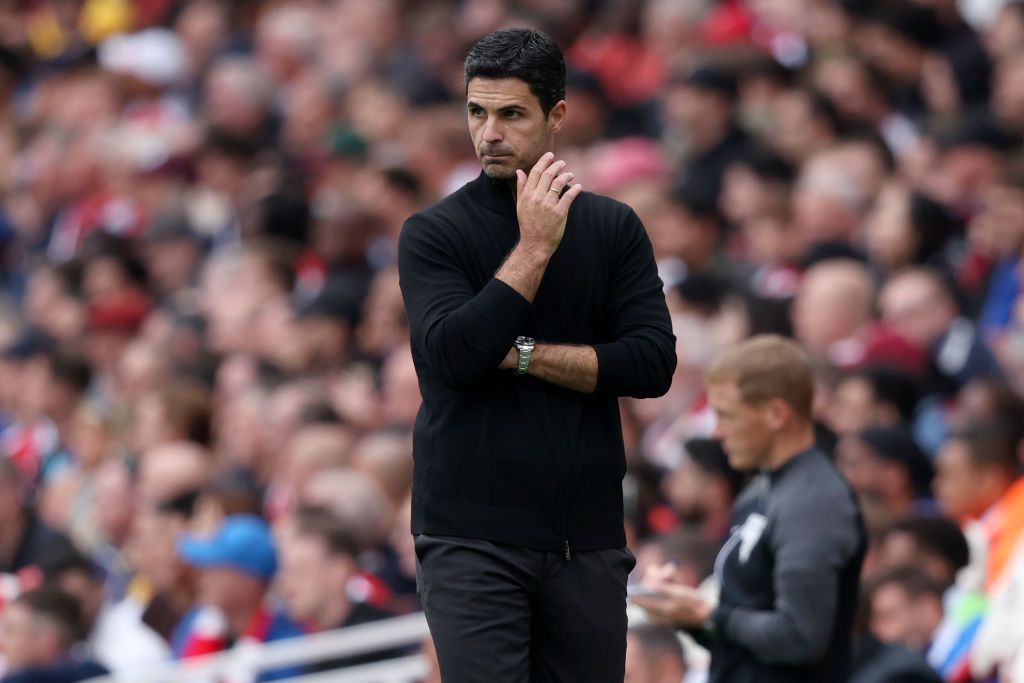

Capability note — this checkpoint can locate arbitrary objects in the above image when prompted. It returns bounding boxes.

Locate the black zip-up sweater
[397,172,676,553]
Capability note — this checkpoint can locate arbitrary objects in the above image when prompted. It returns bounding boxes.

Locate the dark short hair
[293,505,362,558]
[684,438,745,498]
[884,515,969,575]
[15,587,85,646]
[947,423,1020,474]
[464,28,565,116]
[859,366,920,422]
[45,350,92,394]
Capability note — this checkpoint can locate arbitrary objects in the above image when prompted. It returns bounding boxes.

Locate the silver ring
[548,186,560,194]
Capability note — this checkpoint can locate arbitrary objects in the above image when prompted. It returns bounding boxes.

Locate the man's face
[466,77,564,180]
[836,435,886,498]
[869,582,915,645]
[879,276,950,350]
[277,533,353,625]
[663,460,712,523]
[828,376,875,436]
[709,381,775,471]
[197,566,265,618]
[876,532,956,588]
[934,440,987,521]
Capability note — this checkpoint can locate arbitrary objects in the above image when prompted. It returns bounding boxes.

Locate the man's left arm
[591,209,676,398]
[500,343,597,394]
[501,209,675,397]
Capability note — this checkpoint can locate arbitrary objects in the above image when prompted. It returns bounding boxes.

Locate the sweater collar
[766,446,818,483]
[470,170,518,215]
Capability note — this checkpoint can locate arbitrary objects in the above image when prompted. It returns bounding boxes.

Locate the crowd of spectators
[0,0,1021,681]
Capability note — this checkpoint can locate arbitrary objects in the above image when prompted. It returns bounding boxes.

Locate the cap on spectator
[678,65,738,100]
[98,28,186,89]
[859,324,929,376]
[87,291,150,333]
[857,426,934,496]
[3,328,56,361]
[178,514,277,582]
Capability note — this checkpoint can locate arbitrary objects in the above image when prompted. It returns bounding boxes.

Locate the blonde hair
[706,335,815,419]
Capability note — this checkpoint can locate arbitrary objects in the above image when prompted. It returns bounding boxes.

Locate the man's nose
[483,116,503,142]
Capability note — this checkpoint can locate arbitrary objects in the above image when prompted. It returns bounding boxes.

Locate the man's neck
[765,425,816,471]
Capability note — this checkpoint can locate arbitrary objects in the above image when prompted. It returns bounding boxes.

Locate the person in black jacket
[397,27,676,683]
[635,335,865,682]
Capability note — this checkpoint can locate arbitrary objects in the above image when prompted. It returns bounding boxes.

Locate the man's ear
[765,398,790,430]
[548,100,567,134]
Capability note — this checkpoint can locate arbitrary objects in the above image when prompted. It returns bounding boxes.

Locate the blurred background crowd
[0,0,1022,681]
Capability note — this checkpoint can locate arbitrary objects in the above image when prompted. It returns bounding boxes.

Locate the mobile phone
[627,583,662,598]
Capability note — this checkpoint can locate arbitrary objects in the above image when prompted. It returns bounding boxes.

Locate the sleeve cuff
[467,277,533,341]
[593,341,631,395]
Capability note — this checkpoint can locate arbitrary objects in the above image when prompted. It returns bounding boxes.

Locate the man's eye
[470,108,485,117]
[504,111,520,118]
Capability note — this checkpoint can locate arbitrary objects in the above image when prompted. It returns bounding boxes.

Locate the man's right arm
[397,156,582,389]
[398,214,532,390]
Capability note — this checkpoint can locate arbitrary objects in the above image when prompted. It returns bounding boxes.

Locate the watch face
[519,337,536,346]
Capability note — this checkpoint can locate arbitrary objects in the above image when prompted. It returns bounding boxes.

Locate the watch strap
[515,336,534,375]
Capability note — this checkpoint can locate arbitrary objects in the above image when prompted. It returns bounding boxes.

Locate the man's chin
[482,162,516,180]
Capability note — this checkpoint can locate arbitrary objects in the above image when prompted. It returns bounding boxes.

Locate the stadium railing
[81,612,431,683]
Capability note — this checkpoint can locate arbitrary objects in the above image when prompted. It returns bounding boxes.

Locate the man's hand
[632,563,713,629]
[515,152,583,257]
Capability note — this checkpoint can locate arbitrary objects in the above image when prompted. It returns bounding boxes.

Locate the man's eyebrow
[466,101,526,112]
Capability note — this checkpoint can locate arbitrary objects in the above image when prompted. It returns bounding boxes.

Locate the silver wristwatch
[515,336,536,375]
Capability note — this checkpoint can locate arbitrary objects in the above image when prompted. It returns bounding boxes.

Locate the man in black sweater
[635,336,865,682]
[397,28,676,683]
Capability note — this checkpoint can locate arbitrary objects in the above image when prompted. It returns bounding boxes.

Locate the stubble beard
[478,129,551,182]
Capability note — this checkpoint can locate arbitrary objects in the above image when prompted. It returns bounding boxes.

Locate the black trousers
[415,533,635,682]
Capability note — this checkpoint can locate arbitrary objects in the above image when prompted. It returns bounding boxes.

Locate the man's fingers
[526,152,554,191]
[547,171,574,198]
[557,183,583,210]
[516,169,527,197]
[537,158,566,193]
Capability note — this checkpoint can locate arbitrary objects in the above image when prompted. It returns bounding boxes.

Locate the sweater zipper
[563,507,572,560]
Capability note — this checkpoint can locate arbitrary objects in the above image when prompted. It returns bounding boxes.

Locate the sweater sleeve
[398,213,532,389]
[712,489,862,666]
[592,209,676,398]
